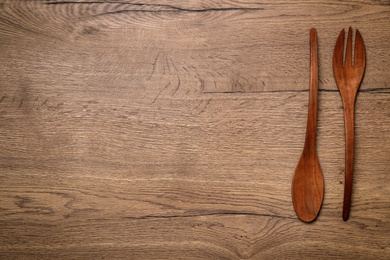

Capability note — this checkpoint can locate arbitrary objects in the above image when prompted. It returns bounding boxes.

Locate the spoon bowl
[292,150,324,222]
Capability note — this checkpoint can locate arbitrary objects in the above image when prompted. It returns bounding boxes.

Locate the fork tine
[345,27,353,68]
[354,29,366,72]
[333,29,345,71]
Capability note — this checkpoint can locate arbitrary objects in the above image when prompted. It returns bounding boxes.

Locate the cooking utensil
[333,27,366,221]
[292,28,324,223]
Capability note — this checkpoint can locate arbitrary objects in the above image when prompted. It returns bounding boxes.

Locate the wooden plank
[1,92,389,258]
[0,1,389,95]
[1,215,389,259]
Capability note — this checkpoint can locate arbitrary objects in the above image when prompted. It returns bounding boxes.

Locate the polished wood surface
[1,0,389,259]
[292,28,324,223]
[333,27,366,221]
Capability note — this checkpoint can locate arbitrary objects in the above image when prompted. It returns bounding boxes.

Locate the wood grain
[0,0,389,259]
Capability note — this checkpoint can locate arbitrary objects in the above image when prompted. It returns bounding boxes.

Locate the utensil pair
[292,27,366,222]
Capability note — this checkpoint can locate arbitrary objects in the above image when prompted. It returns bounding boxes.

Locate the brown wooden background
[1,0,389,259]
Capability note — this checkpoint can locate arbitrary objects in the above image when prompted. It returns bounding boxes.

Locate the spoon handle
[304,28,319,152]
[342,102,355,221]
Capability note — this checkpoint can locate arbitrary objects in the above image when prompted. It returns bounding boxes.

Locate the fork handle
[342,101,355,221]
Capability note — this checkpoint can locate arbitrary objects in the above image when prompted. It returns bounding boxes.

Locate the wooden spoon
[292,28,324,223]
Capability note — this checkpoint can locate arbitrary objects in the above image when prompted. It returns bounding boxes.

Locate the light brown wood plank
[0,1,389,95]
[1,216,389,259]
[1,92,389,258]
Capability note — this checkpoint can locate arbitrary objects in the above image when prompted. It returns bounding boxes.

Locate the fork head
[333,27,366,97]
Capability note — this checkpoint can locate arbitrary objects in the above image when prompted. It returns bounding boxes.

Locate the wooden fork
[333,27,366,221]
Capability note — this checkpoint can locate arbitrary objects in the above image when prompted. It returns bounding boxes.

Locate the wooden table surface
[1,0,389,259]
